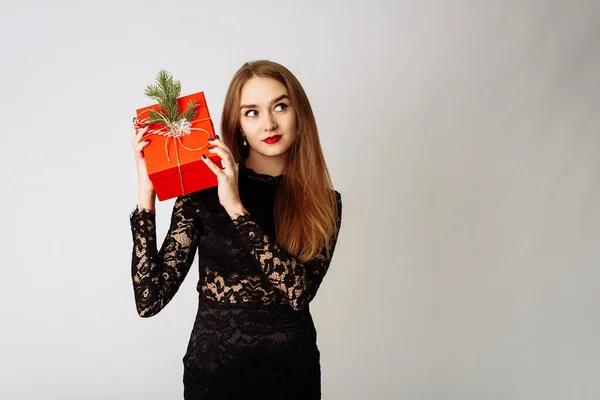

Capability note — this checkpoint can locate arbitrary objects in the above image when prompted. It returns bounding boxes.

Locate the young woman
[129,60,343,399]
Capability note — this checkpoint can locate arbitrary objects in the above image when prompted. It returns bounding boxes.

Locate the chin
[256,143,291,157]
[261,149,289,158]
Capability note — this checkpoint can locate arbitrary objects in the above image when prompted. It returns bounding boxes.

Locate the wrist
[138,188,156,211]
[224,202,247,219]
[138,188,156,198]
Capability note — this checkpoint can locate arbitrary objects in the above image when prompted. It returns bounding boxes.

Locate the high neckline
[239,163,284,184]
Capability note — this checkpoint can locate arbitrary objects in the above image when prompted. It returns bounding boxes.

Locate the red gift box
[135,92,221,201]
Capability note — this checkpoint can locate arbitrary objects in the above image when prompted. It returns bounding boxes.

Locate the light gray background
[1,0,599,399]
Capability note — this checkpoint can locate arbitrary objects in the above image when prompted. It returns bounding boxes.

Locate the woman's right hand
[131,117,154,193]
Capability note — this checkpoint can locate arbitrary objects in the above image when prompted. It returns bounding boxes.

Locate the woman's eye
[274,103,288,112]
[245,110,257,117]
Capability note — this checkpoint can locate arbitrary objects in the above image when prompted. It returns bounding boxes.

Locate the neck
[244,150,286,176]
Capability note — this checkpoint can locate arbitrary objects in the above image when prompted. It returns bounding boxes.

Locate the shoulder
[332,189,342,216]
[332,189,342,206]
[333,190,341,201]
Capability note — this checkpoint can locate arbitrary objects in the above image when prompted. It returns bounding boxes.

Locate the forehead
[240,76,289,103]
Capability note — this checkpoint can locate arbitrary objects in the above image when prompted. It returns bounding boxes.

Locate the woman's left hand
[202,136,242,210]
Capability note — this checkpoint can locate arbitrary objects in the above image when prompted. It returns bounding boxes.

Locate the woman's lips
[263,135,282,144]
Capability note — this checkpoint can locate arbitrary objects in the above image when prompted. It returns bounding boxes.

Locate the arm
[129,194,202,317]
[226,191,343,311]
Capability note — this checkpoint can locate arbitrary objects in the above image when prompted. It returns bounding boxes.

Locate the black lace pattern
[130,196,201,318]
[231,192,342,311]
[129,165,342,398]
[238,163,284,184]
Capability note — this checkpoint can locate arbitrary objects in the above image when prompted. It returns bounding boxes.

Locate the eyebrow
[240,94,290,110]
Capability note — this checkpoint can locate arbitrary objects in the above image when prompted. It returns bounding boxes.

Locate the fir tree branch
[143,70,197,129]
[148,109,173,127]
[180,100,199,122]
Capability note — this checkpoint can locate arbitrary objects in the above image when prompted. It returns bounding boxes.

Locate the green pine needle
[180,100,199,121]
[143,70,198,129]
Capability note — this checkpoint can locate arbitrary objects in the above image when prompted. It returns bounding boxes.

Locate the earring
[242,136,247,146]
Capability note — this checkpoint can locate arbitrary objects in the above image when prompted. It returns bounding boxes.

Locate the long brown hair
[221,60,338,262]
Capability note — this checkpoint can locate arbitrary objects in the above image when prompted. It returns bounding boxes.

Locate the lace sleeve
[129,194,202,317]
[232,191,342,311]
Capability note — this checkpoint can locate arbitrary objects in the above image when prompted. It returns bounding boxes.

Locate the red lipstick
[263,135,282,144]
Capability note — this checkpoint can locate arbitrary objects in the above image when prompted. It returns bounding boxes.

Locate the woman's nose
[263,114,278,131]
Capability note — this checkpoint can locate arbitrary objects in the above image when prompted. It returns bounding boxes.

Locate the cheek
[240,119,256,134]
[283,113,297,130]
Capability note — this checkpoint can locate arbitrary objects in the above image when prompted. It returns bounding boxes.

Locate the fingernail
[202,154,207,159]
[216,135,220,140]
[208,138,214,142]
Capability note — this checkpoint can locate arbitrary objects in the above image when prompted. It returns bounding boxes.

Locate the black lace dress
[129,164,342,399]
